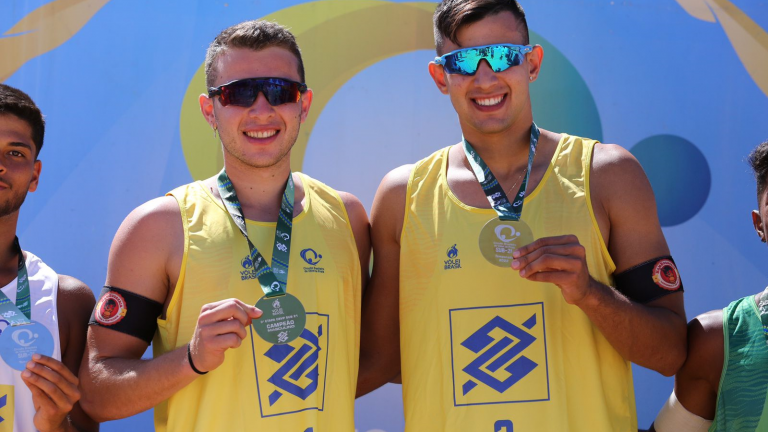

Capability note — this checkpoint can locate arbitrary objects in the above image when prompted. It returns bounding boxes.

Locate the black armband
[614,256,684,304]
[88,286,163,344]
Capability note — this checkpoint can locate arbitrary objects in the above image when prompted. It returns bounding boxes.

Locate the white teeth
[475,95,504,106]
[245,130,277,139]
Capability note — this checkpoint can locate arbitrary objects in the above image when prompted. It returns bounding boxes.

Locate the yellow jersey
[399,135,636,431]
[154,174,361,432]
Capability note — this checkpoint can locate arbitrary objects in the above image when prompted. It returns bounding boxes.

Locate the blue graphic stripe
[482,179,499,190]
[278,212,293,227]
[256,267,272,277]
[282,192,294,210]
[272,257,289,269]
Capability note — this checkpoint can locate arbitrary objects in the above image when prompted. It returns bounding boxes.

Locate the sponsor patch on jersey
[0,384,15,430]
[652,259,681,291]
[94,291,127,326]
[444,244,462,270]
[300,248,325,274]
[251,313,329,417]
[449,303,550,407]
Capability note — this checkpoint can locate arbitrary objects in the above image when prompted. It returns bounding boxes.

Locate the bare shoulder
[591,143,648,185]
[371,164,414,242]
[376,164,414,199]
[57,274,96,311]
[679,309,724,389]
[337,191,369,227]
[106,195,183,303]
[56,274,96,337]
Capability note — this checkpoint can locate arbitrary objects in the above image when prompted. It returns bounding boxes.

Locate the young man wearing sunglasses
[0,84,97,432]
[358,1,687,430]
[649,142,768,432]
[79,20,369,431]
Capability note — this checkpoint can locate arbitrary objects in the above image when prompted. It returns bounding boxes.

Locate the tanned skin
[647,168,768,431]
[78,46,370,421]
[357,11,687,397]
[0,113,97,431]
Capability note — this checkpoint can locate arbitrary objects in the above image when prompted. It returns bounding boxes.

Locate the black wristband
[187,343,208,375]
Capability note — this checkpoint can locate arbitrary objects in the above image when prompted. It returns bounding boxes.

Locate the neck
[461,117,534,178]
[0,212,20,276]
[222,155,293,222]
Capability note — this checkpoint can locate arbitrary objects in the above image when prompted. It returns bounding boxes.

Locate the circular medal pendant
[478,218,534,267]
[253,293,306,345]
[0,321,55,371]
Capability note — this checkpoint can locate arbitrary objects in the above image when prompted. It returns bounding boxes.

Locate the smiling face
[0,114,41,219]
[429,11,542,140]
[200,46,313,170]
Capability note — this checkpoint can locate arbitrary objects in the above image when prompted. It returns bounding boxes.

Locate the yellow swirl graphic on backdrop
[0,0,112,82]
[676,0,768,96]
[180,0,436,179]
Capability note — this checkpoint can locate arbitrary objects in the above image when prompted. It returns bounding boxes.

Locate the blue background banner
[2,0,767,430]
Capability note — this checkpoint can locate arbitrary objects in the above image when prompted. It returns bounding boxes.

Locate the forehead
[447,11,526,51]
[212,46,301,87]
[0,113,33,144]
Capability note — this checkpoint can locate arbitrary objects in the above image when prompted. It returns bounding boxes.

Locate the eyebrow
[8,141,33,151]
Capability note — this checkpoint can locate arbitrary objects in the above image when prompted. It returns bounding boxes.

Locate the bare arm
[356,165,411,397]
[58,276,98,432]
[648,310,723,431]
[512,144,687,376]
[20,276,98,432]
[673,310,723,418]
[78,197,261,421]
[338,191,371,291]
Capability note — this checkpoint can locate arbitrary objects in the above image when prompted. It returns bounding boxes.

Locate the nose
[472,59,500,89]
[247,92,275,119]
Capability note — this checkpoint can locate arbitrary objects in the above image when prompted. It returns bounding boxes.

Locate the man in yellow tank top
[358,1,688,431]
[78,21,370,431]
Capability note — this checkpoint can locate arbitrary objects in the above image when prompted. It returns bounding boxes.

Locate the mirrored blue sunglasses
[433,43,533,75]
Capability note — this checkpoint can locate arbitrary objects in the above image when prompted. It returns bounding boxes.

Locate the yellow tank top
[154,174,361,432]
[400,135,636,432]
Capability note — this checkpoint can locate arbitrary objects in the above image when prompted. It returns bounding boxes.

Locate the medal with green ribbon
[464,123,540,267]
[0,237,55,370]
[217,170,306,345]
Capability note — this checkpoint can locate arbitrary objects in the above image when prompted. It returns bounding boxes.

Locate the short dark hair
[748,140,768,201]
[0,84,44,157]
[433,0,529,55]
[205,20,305,88]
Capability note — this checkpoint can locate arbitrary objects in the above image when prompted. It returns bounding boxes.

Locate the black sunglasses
[208,77,308,107]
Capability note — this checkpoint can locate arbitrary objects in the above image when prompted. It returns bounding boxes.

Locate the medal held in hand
[463,123,540,267]
[0,237,54,370]
[217,170,306,345]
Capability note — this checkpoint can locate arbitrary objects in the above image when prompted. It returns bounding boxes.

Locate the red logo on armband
[95,291,128,325]
[652,259,681,291]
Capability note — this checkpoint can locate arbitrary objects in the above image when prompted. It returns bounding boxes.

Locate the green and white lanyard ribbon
[462,122,540,221]
[217,169,294,298]
[758,287,768,342]
[0,237,31,326]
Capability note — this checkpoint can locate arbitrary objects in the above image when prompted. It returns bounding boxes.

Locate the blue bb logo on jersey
[444,244,461,270]
[300,248,325,274]
[0,385,14,429]
[449,303,549,406]
[252,313,329,417]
